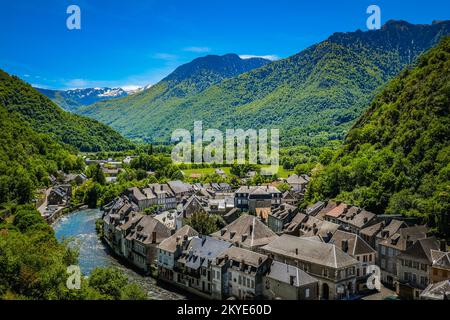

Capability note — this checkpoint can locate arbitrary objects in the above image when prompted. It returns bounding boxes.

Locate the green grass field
[181,166,293,178]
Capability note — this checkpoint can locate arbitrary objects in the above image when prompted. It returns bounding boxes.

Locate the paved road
[37,187,52,214]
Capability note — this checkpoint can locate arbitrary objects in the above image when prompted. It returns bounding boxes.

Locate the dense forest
[306,37,450,237]
[0,69,134,152]
[79,21,450,146]
[0,78,146,299]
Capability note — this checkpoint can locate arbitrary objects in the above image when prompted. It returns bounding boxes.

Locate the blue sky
[0,0,449,90]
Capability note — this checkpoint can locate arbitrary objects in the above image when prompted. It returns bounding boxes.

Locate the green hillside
[0,104,82,205]
[79,21,450,146]
[306,37,450,237]
[0,70,134,152]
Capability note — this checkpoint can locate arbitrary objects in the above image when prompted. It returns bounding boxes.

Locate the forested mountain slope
[0,69,134,152]
[307,37,450,237]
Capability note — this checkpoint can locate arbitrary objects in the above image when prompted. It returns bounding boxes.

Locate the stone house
[260,235,359,300]
[396,237,440,300]
[172,236,231,298]
[125,215,172,272]
[376,224,428,288]
[330,230,377,291]
[211,247,271,300]
[267,204,298,234]
[263,260,319,300]
[234,186,281,213]
[430,245,450,283]
[157,225,199,282]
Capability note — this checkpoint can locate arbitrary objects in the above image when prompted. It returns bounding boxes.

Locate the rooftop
[266,260,318,287]
[262,234,359,269]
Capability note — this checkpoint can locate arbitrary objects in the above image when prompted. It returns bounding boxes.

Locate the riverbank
[52,208,190,300]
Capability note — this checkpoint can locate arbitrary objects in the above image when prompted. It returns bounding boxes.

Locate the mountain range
[35,87,129,112]
[0,70,134,152]
[77,20,450,146]
[37,54,270,114]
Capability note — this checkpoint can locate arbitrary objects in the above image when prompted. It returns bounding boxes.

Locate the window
[363,255,368,263]
[238,275,242,285]
[388,247,393,257]
[381,246,386,255]
[433,269,438,276]
[381,259,386,269]
[404,272,410,281]
[420,276,427,286]
[247,278,250,287]
[420,264,427,272]
[323,269,328,277]
[412,273,417,284]
[305,288,310,298]
[251,280,255,288]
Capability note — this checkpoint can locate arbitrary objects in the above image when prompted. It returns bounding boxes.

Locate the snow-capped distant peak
[125,84,152,95]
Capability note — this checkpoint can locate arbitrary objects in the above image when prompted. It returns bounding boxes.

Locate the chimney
[202,235,207,246]
[241,234,248,242]
[221,229,227,236]
[249,224,254,235]
[258,257,263,265]
[290,275,296,286]
[230,231,236,239]
[342,240,349,253]
[160,185,163,191]
[295,248,299,255]
[152,231,157,244]
[224,254,229,263]
[363,217,368,224]
[440,240,447,252]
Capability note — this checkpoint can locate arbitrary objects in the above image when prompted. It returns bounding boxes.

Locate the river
[52,208,188,300]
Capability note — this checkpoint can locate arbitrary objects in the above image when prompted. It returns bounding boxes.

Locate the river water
[52,208,188,300]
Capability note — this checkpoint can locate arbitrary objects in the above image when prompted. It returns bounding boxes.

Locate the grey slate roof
[158,225,199,253]
[235,185,281,194]
[126,215,172,244]
[261,234,359,269]
[330,230,376,257]
[216,246,268,268]
[285,174,308,185]
[266,260,318,287]
[211,214,278,248]
[397,237,440,263]
[180,236,231,270]
[431,250,450,269]
[420,280,450,300]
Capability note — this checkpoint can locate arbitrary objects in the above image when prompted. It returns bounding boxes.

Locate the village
[85,160,450,301]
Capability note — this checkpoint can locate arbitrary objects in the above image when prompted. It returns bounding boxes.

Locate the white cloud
[121,84,142,91]
[239,54,279,61]
[183,46,211,53]
[153,53,178,61]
